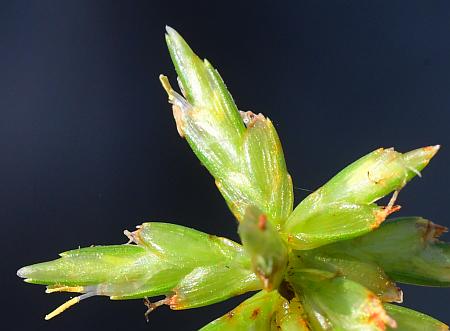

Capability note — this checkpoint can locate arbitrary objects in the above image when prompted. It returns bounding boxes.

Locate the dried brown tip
[373,190,401,229]
[239,110,266,128]
[123,227,142,245]
[417,219,449,243]
[143,297,169,322]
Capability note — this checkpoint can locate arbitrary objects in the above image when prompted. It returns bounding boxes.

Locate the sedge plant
[17,27,450,330]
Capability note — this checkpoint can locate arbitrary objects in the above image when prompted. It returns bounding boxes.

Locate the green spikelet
[17,27,449,330]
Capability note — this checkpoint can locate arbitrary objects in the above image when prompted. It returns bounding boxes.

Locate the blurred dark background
[1,1,449,329]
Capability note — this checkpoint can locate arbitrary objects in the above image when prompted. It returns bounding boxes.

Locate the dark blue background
[2,1,449,329]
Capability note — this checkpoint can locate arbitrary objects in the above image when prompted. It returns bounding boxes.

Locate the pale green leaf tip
[165,25,178,38]
[17,266,30,279]
[404,145,440,173]
[159,74,172,96]
[164,26,174,47]
[17,266,37,284]
[165,25,174,33]
[164,25,192,56]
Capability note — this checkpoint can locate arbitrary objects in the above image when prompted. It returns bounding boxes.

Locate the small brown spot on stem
[226,311,235,319]
[250,308,260,320]
[258,214,267,231]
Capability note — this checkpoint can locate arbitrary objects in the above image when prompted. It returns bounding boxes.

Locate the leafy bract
[17,223,260,318]
[316,217,450,286]
[200,290,282,331]
[16,27,448,328]
[169,263,260,309]
[384,304,448,331]
[238,206,288,290]
[202,290,311,331]
[289,269,396,331]
[161,27,293,227]
[292,251,402,303]
[283,146,439,249]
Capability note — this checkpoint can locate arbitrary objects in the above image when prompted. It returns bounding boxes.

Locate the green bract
[238,206,288,290]
[17,27,449,330]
